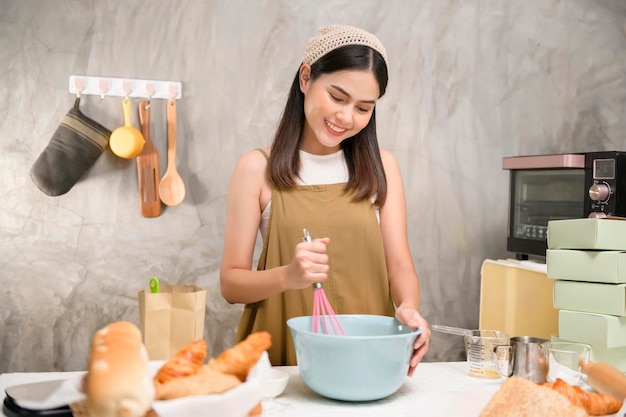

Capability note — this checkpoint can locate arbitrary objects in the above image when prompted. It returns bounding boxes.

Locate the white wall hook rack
[69,75,183,100]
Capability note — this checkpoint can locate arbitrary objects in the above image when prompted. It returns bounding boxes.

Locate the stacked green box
[547,218,626,251]
[546,218,626,372]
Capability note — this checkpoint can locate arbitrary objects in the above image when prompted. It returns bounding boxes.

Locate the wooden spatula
[136,101,161,217]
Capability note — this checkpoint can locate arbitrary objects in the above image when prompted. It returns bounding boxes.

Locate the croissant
[203,331,272,381]
[154,338,207,384]
[155,369,241,400]
[542,378,623,416]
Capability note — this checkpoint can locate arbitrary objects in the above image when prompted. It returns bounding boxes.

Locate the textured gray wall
[1,0,624,372]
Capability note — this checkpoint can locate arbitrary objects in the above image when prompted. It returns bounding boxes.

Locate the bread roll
[86,321,155,417]
[580,359,626,402]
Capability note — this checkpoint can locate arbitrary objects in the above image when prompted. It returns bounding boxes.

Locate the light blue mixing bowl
[287,314,422,401]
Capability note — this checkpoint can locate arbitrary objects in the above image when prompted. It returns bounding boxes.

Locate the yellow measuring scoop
[110,98,145,159]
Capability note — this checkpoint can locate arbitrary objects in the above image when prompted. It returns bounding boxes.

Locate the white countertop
[263,361,503,417]
[2,362,625,417]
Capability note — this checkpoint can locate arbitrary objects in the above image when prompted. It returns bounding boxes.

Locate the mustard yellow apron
[236,152,395,365]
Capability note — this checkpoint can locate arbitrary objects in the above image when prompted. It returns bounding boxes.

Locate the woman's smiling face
[299,65,380,154]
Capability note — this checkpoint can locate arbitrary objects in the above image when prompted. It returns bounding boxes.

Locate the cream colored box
[558,310,626,348]
[553,280,626,316]
[479,259,558,340]
[551,334,626,373]
[547,217,626,250]
[546,249,626,284]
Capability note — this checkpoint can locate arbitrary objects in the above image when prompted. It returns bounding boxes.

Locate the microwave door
[508,169,585,258]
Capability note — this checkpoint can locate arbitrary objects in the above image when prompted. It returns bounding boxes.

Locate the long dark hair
[268,44,389,207]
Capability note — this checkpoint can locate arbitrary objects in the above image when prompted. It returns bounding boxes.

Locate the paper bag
[138,284,206,360]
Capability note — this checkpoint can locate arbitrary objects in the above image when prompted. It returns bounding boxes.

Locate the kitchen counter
[263,361,503,416]
[1,362,625,417]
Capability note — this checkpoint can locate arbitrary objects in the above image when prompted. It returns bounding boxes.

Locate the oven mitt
[30,97,111,196]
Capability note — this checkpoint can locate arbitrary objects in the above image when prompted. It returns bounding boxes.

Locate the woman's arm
[220,150,329,304]
[379,148,431,375]
[379,149,420,311]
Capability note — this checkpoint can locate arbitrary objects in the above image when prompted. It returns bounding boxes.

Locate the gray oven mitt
[30,97,111,196]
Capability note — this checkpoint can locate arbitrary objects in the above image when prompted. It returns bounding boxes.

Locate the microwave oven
[502,151,626,259]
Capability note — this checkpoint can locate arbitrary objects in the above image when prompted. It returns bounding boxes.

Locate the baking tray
[3,396,71,417]
[3,379,73,417]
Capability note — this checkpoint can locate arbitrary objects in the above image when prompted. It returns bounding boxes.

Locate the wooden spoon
[136,101,161,217]
[159,99,185,206]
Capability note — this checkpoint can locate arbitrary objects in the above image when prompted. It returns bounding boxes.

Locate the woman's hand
[395,305,430,377]
[284,237,330,290]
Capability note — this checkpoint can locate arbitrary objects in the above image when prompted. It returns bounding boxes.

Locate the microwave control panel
[585,151,626,218]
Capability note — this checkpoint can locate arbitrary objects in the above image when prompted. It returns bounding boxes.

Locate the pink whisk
[303,228,346,336]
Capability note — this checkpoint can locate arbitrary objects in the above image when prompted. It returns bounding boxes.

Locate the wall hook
[168,84,179,99]
[122,80,133,99]
[97,79,109,100]
[73,77,85,98]
[144,82,156,108]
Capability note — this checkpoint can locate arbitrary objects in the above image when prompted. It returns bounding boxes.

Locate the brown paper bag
[138,284,206,360]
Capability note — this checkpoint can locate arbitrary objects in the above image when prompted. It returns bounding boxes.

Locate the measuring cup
[464,330,510,378]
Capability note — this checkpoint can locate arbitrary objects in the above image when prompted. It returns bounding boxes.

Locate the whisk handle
[303,229,321,289]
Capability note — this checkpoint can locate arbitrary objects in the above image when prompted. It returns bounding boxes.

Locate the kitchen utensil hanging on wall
[110,98,145,159]
[136,100,161,217]
[159,99,185,206]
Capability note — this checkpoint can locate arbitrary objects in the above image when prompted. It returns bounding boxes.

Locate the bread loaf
[479,377,589,417]
[85,321,155,417]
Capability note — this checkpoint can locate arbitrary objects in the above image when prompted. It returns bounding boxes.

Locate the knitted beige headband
[302,25,389,69]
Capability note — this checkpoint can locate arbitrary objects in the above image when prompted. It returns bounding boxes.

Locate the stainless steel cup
[508,336,550,383]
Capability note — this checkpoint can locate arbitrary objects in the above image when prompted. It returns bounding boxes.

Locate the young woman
[220,25,430,375]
